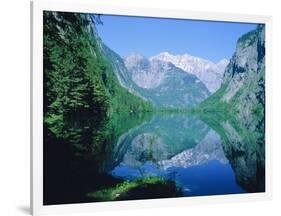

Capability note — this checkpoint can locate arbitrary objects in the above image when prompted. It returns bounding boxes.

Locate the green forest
[43,12,152,157]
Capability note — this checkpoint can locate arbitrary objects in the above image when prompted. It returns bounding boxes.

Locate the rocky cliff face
[201,25,265,119]
[124,53,210,108]
[151,52,229,93]
[125,53,169,89]
[221,24,265,120]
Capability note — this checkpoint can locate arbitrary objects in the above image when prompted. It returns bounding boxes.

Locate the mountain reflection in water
[44,112,265,204]
[104,113,264,196]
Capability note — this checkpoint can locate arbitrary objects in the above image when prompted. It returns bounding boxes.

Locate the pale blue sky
[95,14,257,63]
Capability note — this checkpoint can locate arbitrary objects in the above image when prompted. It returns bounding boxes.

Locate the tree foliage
[43,11,152,156]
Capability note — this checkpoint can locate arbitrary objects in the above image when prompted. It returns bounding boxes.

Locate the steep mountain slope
[222,25,265,119]
[124,54,210,108]
[201,25,265,120]
[86,16,151,104]
[151,52,229,93]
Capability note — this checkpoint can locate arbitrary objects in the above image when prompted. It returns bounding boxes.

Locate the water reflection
[44,111,265,204]
[104,114,264,196]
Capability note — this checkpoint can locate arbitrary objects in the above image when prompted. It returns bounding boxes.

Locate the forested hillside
[43,11,152,145]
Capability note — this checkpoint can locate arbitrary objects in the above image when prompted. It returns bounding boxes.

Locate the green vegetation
[43,11,152,157]
[195,79,263,123]
[87,177,181,201]
[197,83,232,113]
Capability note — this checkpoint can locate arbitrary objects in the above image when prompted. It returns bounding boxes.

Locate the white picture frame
[31,0,273,215]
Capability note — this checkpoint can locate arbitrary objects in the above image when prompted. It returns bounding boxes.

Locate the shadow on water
[43,112,153,205]
[44,111,265,204]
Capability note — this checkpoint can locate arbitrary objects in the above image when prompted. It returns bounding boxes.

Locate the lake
[44,112,265,204]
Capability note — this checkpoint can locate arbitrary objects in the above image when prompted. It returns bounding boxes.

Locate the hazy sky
[95,14,257,63]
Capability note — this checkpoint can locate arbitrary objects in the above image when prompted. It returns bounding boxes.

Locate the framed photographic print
[31,0,272,215]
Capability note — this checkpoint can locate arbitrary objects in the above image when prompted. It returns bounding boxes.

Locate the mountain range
[103,49,230,108]
[89,21,232,109]
[150,52,229,93]
[124,53,210,108]
[93,19,265,115]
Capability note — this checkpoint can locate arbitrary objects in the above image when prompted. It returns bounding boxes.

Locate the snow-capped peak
[216,58,230,69]
[124,53,148,70]
[153,51,174,59]
[150,52,229,92]
[125,53,146,62]
[217,58,229,65]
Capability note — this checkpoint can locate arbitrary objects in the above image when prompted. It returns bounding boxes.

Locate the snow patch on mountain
[124,53,210,108]
[150,52,229,92]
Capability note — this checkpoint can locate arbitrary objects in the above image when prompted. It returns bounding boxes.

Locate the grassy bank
[87,177,181,202]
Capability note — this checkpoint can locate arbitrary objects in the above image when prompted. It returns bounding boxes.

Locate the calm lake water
[44,112,265,204]
[99,113,264,197]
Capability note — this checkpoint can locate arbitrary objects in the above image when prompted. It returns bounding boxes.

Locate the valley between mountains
[43,11,265,204]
